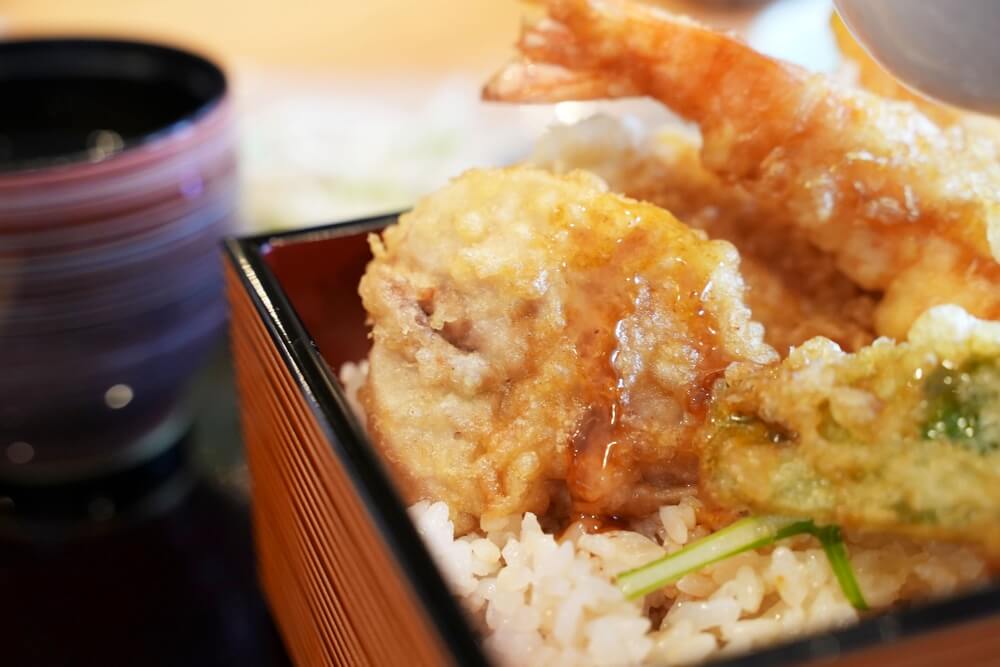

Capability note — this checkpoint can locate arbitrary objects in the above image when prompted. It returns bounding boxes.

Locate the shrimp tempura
[485,0,1000,340]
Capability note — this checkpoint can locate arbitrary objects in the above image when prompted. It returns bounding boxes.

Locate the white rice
[340,307,987,667]
[407,498,986,667]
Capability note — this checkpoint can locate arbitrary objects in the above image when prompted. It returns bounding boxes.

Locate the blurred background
[3,0,836,230]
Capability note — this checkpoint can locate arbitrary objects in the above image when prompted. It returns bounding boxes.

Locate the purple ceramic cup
[0,39,236,481]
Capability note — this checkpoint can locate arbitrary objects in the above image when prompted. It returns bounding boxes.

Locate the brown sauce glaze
[572,513,630,535]
[563,247,741,521]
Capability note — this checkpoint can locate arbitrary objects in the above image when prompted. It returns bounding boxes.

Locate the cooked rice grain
[409,499,986,666]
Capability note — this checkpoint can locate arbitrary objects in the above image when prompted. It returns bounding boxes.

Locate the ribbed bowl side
[226,262,452,667]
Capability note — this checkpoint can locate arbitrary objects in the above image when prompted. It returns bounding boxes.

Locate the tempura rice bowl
[340,362,988,666]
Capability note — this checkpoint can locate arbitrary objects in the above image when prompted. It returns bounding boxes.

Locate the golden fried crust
[701,306,1000,555]
[359,167,775,532]
[532,118,878,355]
[485,0,1000,341]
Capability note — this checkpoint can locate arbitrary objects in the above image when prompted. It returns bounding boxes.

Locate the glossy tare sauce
[561,228,742,523]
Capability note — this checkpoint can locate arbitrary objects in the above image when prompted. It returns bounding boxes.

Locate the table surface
[0,345,293,667]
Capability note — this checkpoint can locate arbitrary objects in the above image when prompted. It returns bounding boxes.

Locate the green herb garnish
[616,515,868,610]
[813,524,869,610]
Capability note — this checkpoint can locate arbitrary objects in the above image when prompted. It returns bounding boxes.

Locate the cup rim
[0,37,228,175]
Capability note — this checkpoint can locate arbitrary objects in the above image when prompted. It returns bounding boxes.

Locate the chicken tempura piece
[360,167,775,532]
[485,0,1000,340]
[701,305,1000,555]
[532,115,878,354]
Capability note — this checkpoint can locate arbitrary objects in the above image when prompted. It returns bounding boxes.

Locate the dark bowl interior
[0,38,227,173]
[262,232,375,370]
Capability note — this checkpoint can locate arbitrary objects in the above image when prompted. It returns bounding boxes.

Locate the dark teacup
[0,39,236,481]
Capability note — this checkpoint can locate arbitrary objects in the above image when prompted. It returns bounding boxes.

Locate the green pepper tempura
[700,305,1000,556]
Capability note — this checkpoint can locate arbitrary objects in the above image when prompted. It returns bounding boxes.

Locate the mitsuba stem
[617,515,868,610]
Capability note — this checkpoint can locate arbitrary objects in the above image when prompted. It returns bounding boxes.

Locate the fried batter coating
[484,0,1000,341]
[701,306,1000,555]
[359,167,776,532]
[532,116,877,354]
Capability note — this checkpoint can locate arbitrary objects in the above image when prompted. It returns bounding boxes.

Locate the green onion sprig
[616,515,869,610]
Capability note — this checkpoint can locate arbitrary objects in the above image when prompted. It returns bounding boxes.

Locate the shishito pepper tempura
[701,305,1000,556]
